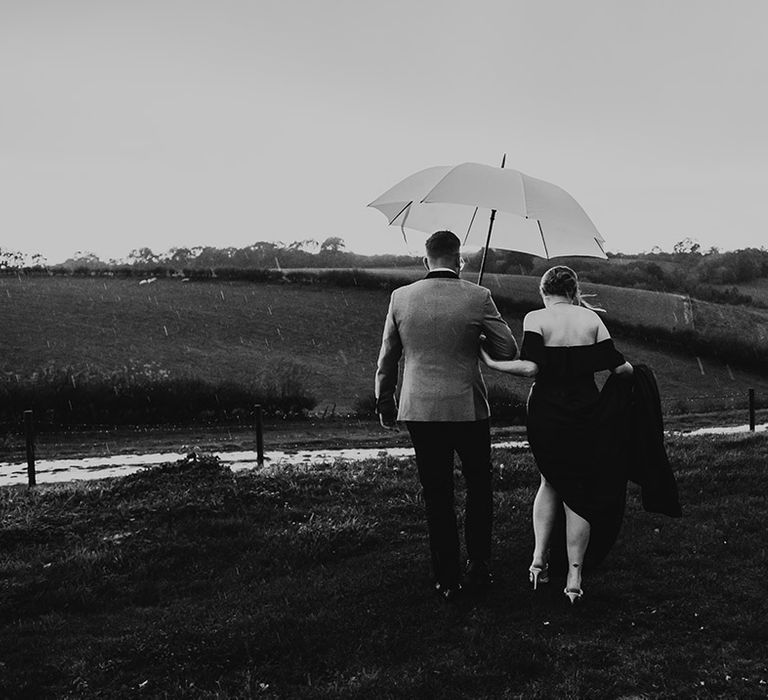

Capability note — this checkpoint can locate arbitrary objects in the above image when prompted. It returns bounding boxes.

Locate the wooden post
[24,410,36,487]
[749,388,755,432]
[255,404,264,466]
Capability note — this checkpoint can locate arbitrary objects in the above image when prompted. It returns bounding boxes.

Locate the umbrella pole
[476,210,497,286]
[476,154,506,286]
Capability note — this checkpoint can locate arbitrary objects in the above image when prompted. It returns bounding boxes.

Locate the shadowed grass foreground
[1,433,767,698]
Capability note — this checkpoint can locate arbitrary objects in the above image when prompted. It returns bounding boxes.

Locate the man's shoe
[464,560,494,591]
[434,581,463,603]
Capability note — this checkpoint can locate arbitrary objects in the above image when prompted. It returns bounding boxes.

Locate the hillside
[348,268,768,368]
[2,274,768,420]
[717,278,768,314]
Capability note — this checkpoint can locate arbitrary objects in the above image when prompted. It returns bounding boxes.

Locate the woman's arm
[479,347,538,377]
[596,316,633,376]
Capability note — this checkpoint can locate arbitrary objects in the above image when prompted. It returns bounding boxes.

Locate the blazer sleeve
[480,290,518,360]
[374,293,402,418]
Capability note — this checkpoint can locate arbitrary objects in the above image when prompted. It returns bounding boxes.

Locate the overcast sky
[1,0,766,263]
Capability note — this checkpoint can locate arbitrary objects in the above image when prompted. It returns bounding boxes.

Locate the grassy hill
[355,267,768,359]
[718,278,768,311]
[2,273,768,423]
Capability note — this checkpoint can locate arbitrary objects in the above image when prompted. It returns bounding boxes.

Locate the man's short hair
[425,230,461,259]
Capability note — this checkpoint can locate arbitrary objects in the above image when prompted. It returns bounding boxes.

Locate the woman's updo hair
[540,265,578,299]
[539,265,603,311]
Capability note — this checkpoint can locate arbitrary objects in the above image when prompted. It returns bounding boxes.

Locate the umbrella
[368,158,607,284]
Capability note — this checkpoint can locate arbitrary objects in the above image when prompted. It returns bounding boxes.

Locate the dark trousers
[406,419,493,587]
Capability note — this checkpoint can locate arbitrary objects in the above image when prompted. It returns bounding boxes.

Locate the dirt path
[4,407,767,467]
[1,419,527,465]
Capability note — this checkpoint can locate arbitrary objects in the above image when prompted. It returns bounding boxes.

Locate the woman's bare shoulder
[574,304,600,317]
[523,309,545,331]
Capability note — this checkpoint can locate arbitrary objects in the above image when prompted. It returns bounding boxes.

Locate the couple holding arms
[375,230,643,605]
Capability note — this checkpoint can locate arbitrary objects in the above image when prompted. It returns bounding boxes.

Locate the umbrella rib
[388,202,412,226]
[537,221,550,258]
[463,207,479,246]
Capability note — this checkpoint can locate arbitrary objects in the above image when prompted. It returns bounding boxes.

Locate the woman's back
[526,304,604,348]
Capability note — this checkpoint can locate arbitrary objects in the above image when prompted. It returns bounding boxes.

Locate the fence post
[24,410,36,487]
[748,388,755,432]
[255,404,264,466]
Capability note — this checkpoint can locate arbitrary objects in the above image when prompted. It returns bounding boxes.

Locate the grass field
[1,432,767,698]
[1,275,390,417]
[2,274,768,422]
[722,278,768,312]
[365,268,768,361]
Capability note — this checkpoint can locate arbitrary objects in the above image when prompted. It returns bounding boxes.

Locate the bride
[481,265,632,604]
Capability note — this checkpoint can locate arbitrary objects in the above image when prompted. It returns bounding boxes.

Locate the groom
[375,230,517,601]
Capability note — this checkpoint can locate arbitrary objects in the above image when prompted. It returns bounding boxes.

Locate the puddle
[0,441,529,487]
[1,424,764,487]
[673,422,767,437]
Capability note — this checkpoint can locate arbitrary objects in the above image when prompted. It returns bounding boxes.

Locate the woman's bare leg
[531,476,558,567]
[563,503,590,592]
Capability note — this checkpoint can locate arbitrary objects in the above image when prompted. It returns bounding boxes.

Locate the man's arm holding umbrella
[375,294,402,431]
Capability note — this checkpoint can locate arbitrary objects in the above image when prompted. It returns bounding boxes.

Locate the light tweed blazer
[375,272,517,422]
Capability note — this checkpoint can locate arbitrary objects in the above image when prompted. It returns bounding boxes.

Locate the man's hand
[379,413,399,431]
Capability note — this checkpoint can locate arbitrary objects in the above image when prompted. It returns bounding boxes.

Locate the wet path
[1,423,764,487]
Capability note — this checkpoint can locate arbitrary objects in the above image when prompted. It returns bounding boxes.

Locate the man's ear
[423,257,430,271]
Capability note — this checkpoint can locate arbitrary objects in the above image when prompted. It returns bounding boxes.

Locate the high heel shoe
[564,587,584,605]
[528,564,549,590]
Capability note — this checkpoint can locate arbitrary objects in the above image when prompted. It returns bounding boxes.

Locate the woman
[482,266,632,604]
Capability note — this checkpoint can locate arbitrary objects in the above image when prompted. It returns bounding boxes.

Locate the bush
[282,269,412,291]
[686,284,757,307]
[353,393,378,418]
[0,361,317,429]
[256,359,318,418]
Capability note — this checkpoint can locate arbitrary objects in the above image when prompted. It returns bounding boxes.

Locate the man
[375,230,518,601]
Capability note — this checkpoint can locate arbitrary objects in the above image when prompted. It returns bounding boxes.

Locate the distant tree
[673,238,701,255]
[62,250,106,270]
[167,247,194,266]
[320,237,346,254]
[190,246,230,269]
[243,242,283,267]
[128,247,160,266]
[288,239,320,254]
[0,247,25,269]
[0,247,45,269]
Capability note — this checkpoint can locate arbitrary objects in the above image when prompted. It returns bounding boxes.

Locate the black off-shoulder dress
[520,330,629,570]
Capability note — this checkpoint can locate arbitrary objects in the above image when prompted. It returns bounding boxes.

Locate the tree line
[2,238,767,307]
[41,237,417,271]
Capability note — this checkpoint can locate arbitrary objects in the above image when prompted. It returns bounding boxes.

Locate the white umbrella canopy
[368,162,607,280]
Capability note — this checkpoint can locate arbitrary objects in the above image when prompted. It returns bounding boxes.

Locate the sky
[1,0,767,264]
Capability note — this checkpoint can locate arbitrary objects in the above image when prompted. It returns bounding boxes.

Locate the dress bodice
[519,331,625,385]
